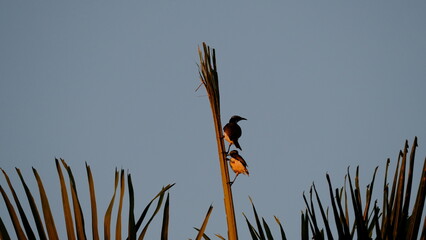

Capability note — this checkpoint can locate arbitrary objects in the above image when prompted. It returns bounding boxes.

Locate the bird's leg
[226,143,232,154]
[228,174,239,186]
[222,143,232,155]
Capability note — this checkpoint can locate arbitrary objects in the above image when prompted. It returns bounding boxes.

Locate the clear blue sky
[1,1,425,239]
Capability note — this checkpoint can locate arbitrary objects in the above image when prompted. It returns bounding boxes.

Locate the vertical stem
[198,42,238,240]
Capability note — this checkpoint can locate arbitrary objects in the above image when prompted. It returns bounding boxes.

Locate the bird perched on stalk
[223,115,246,153]
[228,150,249,186]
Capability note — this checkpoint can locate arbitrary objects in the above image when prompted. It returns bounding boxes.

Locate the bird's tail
[234,140,242,151]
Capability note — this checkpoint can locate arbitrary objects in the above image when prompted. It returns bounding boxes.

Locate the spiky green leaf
[195,205,213,240]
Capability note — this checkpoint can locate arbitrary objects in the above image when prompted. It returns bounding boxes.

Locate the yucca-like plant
[242,197,287,240]
[302,137,425,240]
[0,158,173,239]
[241,137,425,240]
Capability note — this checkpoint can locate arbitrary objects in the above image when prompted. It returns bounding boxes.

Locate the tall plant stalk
[198,42,238,240]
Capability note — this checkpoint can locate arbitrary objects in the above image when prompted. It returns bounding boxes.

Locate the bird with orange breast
[227,150,249,186]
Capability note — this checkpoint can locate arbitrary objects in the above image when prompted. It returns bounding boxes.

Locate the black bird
[223,115,247,153]
[228,150,249,185]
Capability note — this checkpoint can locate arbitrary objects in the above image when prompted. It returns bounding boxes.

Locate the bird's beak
[241,117,247,121]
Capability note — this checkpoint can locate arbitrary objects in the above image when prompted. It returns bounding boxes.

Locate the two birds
[223,115,249,186]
